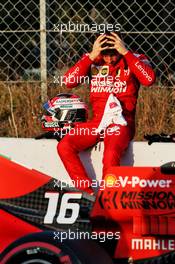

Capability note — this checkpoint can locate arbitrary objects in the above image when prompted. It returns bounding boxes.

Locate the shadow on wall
[121,143,135,166]
[80,150,97,181]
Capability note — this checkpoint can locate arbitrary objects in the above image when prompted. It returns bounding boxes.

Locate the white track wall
[0,138,175,182]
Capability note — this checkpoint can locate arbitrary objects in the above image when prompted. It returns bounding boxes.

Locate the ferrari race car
[0,155,175,264]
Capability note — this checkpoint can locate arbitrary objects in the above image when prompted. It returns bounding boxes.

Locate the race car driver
[57,31,156,194]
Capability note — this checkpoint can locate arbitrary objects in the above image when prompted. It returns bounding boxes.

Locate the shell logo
[104,174,117,187]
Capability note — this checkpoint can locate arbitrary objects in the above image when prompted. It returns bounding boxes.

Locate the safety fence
[0,0,174,98]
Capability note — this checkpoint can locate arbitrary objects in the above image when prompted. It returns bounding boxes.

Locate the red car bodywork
[0,155,175,263]
[91,166,175,260]
[0,157,48,254]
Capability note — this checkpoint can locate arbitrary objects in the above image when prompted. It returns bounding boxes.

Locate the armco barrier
[0,138,175,182]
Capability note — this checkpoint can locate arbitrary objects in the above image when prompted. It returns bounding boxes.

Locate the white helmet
[41,93,88,133]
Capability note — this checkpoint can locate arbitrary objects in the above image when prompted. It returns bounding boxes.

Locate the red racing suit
[57,51,156,193]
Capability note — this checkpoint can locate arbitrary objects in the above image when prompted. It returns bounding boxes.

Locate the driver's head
[100,30,122,65]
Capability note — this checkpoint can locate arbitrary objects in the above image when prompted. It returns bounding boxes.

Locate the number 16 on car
[44,192,82,224]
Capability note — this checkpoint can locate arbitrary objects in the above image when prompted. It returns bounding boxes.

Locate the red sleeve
[63,54,93,88]
[124,51,156,86]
